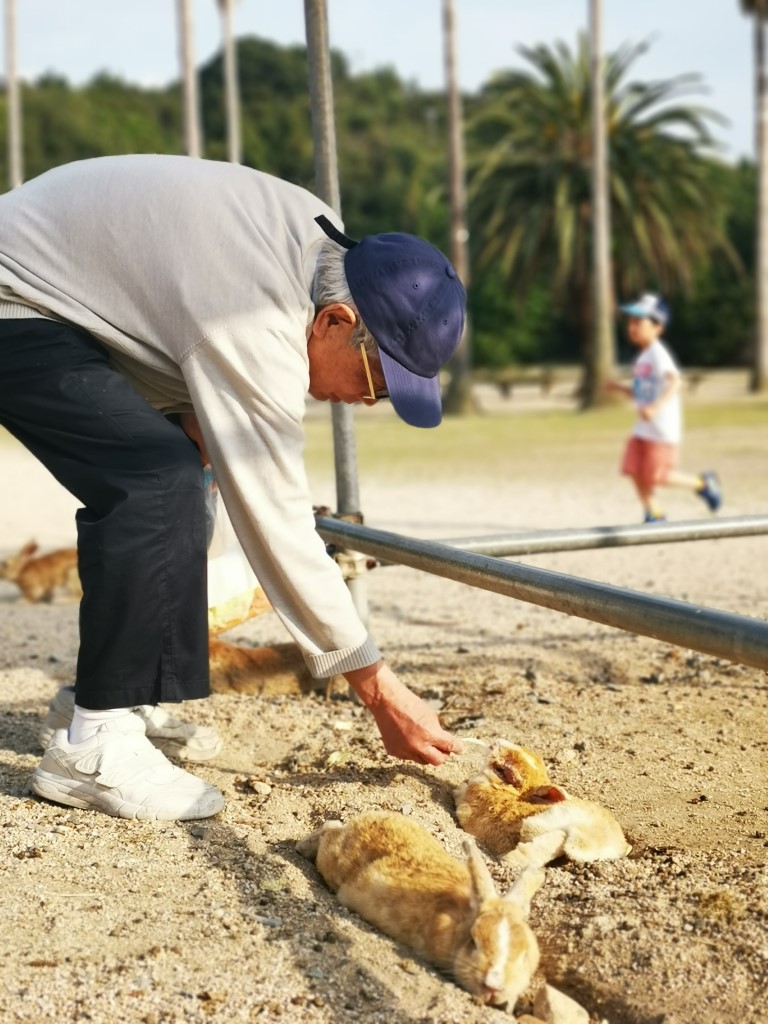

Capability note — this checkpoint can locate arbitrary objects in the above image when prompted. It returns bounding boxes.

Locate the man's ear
[311,302,357,340]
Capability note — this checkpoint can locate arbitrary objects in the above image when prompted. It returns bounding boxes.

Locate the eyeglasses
[359,343,389,401]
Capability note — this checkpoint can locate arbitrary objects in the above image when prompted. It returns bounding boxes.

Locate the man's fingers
[432,733,462,755]
[420,746,449,767]
[420,735,462,765]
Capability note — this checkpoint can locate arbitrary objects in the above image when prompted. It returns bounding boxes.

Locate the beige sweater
[0,155,381,676]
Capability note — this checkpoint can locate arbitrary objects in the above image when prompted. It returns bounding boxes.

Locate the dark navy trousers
[0,318,210,709]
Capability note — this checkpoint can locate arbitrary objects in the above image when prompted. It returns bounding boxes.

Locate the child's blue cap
[619,293,670,327]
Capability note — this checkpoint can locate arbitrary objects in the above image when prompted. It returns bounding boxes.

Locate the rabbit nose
[483,968,505,996]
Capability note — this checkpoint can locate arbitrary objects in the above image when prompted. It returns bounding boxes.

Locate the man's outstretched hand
[344,661,462,765]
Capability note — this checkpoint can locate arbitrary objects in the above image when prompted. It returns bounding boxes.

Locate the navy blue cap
[315,215,466,427]
[619,293,670,327]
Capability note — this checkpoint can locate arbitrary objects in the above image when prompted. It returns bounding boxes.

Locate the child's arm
[605,378,633,398]
[639,371,680,421]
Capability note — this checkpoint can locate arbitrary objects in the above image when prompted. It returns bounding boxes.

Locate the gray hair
[312,239,377,354]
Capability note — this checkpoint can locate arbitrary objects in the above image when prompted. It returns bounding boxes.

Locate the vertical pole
[177,0,202,157]
[440,0,474,416]
[303,0,367,624]
[218,0,242,164]
[588,0,614,406]
[753,1,768,391]
[5,0,23,188]
[443,0,469,286]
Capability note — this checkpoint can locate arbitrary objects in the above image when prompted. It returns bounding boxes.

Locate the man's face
[307,304,387,406]
[626,315,663,347]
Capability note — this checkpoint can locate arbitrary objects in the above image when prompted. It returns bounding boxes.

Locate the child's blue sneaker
[697,471,722,512]
[643,511,666,523]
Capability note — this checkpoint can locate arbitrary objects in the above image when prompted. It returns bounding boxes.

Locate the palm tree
[741,0,768,391]
[468,37,735,407]
[5,0,23,188]
[216,0,241,164]
[176,0,202,157]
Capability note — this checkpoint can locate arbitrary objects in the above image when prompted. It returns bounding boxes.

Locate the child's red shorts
[621,436,678,487]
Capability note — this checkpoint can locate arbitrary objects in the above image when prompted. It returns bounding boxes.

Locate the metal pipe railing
[315,516,768,671]
[435,515,768,557]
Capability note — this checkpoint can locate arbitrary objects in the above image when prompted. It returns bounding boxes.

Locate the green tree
[467,36,737,404]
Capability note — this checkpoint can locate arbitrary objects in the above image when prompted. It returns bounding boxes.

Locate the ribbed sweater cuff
[305,637,382,678]
[0,300,50,319]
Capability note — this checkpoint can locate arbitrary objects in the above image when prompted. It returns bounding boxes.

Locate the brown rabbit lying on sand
[207,638,327,696]
[454,740,631,868]
[297,811,544,1011]
[0,541,81,602]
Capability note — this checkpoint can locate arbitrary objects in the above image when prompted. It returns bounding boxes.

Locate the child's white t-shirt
[631,339,682,444]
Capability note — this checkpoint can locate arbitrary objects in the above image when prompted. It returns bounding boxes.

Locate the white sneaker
[38,686,223,762]
[31,714,225,821]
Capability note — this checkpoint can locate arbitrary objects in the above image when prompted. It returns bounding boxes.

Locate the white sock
[69,705,134,745]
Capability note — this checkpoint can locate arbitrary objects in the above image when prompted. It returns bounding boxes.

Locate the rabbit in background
[207,637,316,696]
[454,740,631,869]
[297,811,544,1012]
[0,540,81,602]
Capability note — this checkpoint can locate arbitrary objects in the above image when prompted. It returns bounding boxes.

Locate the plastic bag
[205,468,272,635]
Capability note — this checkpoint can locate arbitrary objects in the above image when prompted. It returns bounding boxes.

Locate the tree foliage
[0,34,754,369]
[466,36,740,367]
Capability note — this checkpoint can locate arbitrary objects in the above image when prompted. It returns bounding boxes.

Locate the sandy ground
[0,379,767,1024]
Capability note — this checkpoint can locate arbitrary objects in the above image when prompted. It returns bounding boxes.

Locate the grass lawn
[303,394,768,484]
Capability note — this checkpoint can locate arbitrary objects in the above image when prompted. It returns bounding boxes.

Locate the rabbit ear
[20,540,38,556]
[526,784,569,804]
[504,866,545,916]
[462,838,497,908]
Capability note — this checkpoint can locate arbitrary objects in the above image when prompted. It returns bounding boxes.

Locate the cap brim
[620,302,665,323]
[378,347,442,428]
[619,302,649,318]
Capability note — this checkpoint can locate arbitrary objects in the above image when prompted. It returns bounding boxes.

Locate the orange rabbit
[454,740,631,868]
[0,540,81,602]
[297,811,544,1011]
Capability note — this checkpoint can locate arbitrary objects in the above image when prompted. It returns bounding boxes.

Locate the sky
[3,0,756,161]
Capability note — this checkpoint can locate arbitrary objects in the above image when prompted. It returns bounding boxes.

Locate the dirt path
[1,396,766,1024]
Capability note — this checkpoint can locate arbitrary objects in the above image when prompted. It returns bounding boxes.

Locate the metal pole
[434,515,768,557]
[304,0,367,623]
[588,0,614,405]
[315,516,768,671]
[753,0,768,391]
[441,0,474,416]
[5,0,23,188]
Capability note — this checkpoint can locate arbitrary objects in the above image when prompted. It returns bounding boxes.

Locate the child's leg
[622,438,665,520]
[665,469,703,489]
[662,461,722,512]
[631,475,653,508]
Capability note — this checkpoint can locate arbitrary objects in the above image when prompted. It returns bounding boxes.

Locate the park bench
[478,365,557,399]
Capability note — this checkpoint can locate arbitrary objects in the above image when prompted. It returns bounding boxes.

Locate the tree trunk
[584,0,615,408]
[752,1,768,391]
[440,0,476,416]
[218,0,242,164]
[176,0,202,157]
[5,0,23,188]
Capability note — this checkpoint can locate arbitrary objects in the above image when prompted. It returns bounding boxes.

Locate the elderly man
[0,155,466,822]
